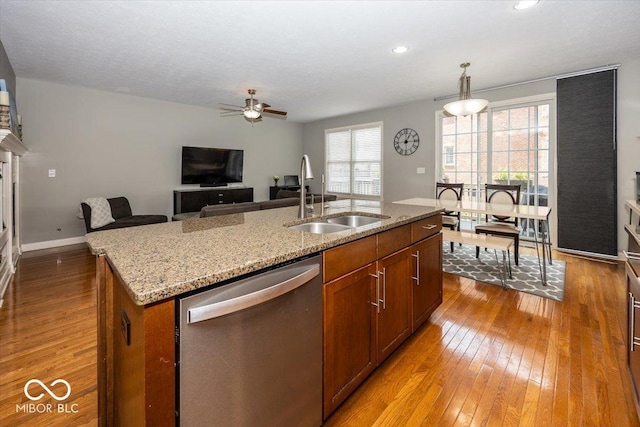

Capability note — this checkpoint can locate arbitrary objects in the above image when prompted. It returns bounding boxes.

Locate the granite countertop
[86,199,442,306]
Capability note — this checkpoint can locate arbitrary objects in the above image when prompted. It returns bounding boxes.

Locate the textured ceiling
[0,0,639,123]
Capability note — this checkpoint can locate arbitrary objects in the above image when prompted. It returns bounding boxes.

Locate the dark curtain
[556,69,617,256]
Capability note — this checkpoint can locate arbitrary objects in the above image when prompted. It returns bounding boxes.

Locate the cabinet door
[376,248,412,364]
[180,191,209,213]
[628,261,640,402]
[411,233,443,332]
[323,263,377,418]
[232,188,253,203]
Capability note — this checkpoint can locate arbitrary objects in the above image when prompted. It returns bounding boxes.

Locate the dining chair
[436,182,464,252]
[475,183,521,265]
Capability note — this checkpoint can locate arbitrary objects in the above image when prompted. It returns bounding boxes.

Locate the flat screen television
[181,146,244,186]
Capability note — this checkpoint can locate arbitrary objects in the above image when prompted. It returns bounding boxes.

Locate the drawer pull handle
[422,224,437,230]
[380,269,386,310]
[412,251,420,284]
[630,292,640,351]
[370,273,380,313]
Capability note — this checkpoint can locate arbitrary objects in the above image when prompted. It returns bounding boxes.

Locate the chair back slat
[485,184,520,224]
[436,182,463,217]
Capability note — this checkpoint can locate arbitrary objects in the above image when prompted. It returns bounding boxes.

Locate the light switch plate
[48,169,56,178]
[417,167,426,174]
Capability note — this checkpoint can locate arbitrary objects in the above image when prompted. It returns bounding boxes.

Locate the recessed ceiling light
[392,46,409,54]
[514,0,539,10]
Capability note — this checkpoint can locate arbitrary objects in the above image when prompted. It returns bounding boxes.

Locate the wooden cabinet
[376,247,412,363]
[98,213,444,424]
[323,263,377,418]
[173,187,253,214]
[411,233,443,331]
[625,200,640,419]
[322,219,442,418]
[627,259,640,407]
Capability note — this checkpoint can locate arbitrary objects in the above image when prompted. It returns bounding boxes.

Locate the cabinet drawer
[377,225,411,259]
[411,215,442,243]
[208,190,232,204]
[323,236,377,283]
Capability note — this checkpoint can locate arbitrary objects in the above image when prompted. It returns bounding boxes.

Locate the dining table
[394,197,553,285]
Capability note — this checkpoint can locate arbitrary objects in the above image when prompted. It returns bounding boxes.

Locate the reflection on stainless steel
[288,222,352,234]
[326,215,384,227]
[286,211,391,235]
[298,154,314,219]
[178,255,322,427]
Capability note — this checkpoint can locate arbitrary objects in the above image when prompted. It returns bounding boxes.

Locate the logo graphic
[24,379,71,401]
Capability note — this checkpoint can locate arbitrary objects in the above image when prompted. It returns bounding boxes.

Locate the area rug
[442,243,565,302]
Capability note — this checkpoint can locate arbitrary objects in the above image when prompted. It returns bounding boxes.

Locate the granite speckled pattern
[86,199,442,306]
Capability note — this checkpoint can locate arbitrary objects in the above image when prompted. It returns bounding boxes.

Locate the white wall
[302,79,555,199]
[18,78,303,244]
[303,60,640,253]
[617,59,640,252]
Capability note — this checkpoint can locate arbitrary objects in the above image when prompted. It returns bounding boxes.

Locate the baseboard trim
[22,236,86,252]
[556,247,619,263]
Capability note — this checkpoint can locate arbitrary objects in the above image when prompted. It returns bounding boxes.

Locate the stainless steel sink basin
[288,222,352,234]
[326,215,383,227]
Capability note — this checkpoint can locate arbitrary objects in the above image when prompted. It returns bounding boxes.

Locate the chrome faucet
[321,174,325,217]
[298,154,314,219]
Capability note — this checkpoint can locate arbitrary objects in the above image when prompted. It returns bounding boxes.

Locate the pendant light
[443,63,488,117]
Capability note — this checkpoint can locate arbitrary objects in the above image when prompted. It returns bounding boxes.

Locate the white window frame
[435,93,557,245]
[324,121,383,200]
[443,146,455,166]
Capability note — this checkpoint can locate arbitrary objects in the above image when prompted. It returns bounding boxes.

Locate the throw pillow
[83,197,115,229]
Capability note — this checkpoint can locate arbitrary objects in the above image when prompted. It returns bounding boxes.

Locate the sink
[326,215,384,227]
[288,222,352,234]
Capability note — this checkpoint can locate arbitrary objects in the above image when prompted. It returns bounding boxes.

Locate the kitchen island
[87,198,443,426]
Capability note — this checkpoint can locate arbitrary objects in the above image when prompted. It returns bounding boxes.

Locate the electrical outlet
[48,169,56,178]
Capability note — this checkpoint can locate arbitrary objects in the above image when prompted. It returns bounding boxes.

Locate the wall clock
[394,128,420,156]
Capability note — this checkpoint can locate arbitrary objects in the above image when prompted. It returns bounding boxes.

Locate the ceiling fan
[220,89,287,124]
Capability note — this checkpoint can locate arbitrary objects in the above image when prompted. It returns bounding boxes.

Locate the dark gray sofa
[172,190,337,221]
[81,197,168,233]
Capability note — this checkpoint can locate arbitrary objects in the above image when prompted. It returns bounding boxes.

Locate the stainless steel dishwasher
[177,255,322,427]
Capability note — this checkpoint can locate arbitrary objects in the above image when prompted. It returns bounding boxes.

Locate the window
[325,122,382,199]
[444,146,455,166]
[437,95,554,238]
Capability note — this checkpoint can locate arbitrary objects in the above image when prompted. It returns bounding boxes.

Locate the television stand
[173,187,254,214]
[269,185,309,200]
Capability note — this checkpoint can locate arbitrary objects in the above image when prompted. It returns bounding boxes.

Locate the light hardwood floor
[0,245,638,426]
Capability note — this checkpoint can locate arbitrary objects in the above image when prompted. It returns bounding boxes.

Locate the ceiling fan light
[443,99,489,117]
[243,109,261,119]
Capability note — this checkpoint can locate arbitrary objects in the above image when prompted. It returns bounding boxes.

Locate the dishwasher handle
[187,263,320,324]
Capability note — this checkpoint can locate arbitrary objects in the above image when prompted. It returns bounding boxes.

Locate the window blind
[325,123,382,198]
[556,69,617,257]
